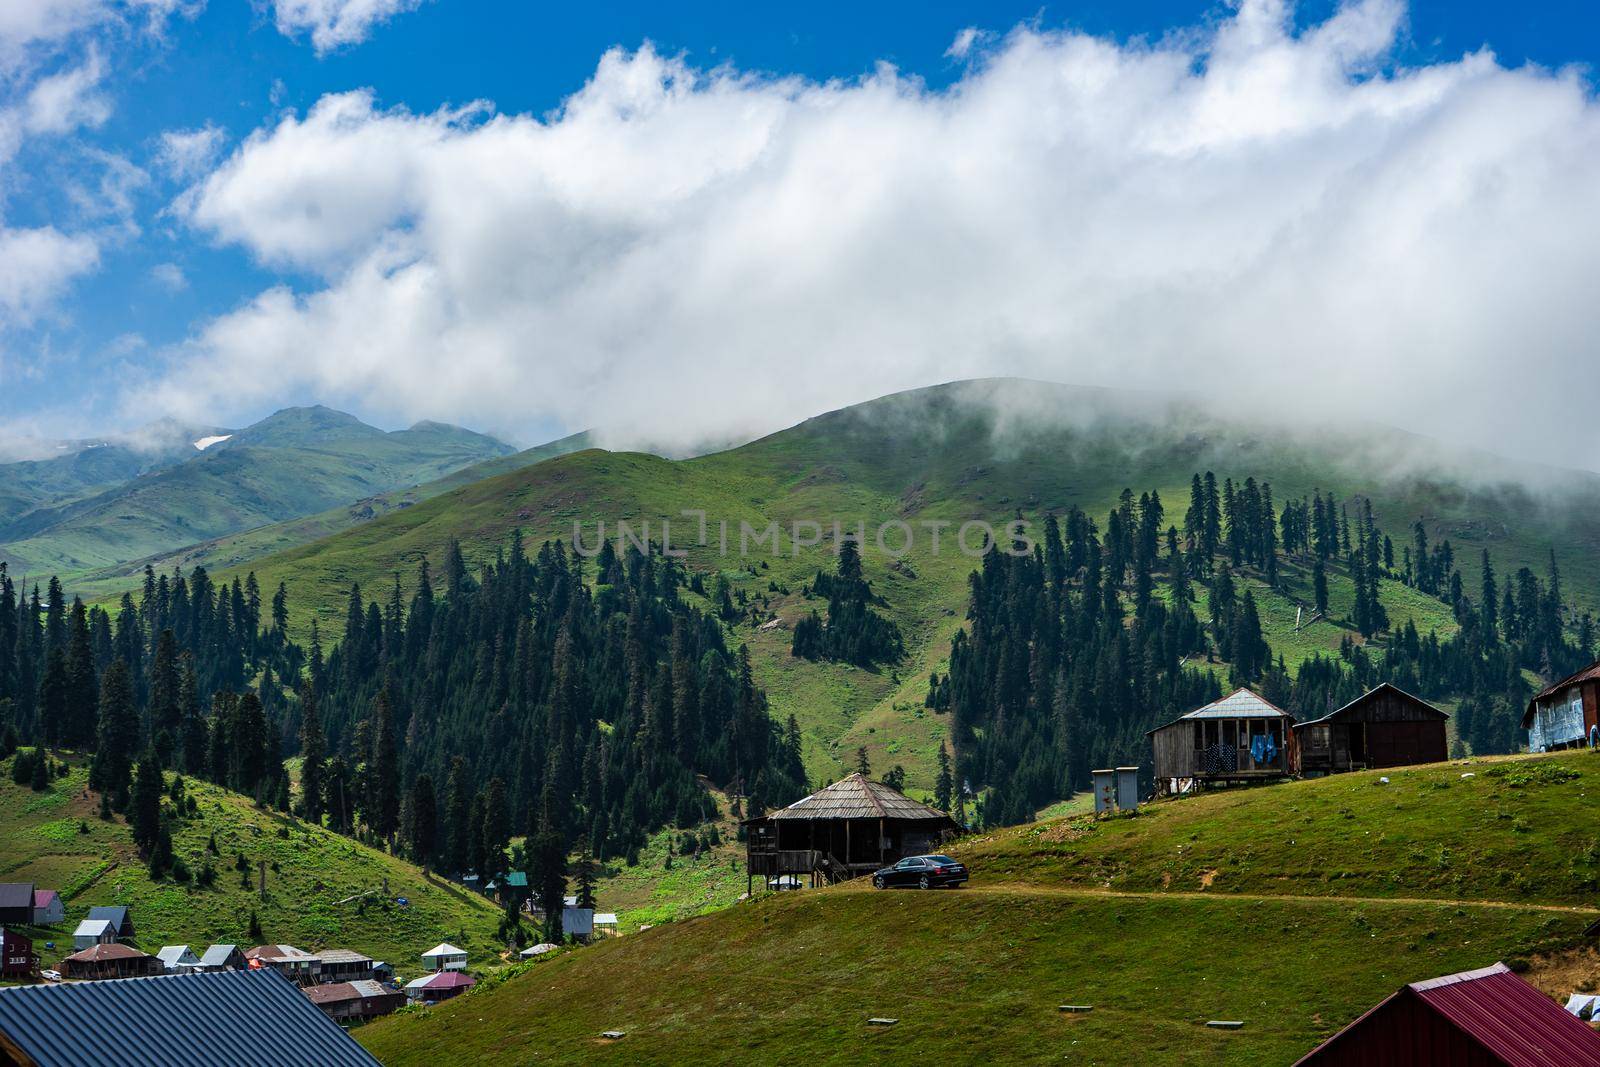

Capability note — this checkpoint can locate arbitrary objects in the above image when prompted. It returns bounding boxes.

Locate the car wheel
[873,876,885,889]
[919,875,930,890]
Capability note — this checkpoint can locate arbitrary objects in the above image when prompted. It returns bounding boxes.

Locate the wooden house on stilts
[1148,688,1297,795]
[743,773,958,892]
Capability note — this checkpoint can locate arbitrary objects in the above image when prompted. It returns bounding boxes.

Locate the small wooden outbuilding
[743,773,958,892]
[1148,688,1296,795]
[1296,683,1448,774]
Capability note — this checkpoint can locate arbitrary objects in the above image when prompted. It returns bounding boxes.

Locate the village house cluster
[0,883,507,1026]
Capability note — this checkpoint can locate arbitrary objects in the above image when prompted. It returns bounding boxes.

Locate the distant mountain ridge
[0,406,516,580]
[152,378,1600,791]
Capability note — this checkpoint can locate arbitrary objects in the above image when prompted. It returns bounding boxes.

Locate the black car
[871,854,968,889]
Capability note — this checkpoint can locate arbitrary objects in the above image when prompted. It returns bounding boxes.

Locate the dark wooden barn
[1148,688,1296,795]
[1295,962,1600,1066]
[744,773,958,892]
[0,885,34,927]
[1296,683,1448,774]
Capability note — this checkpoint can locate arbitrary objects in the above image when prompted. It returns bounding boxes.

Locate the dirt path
[841,881,1600,915]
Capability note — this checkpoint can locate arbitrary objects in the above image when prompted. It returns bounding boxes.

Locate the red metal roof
[1298,963,1600,1066]
[1412,964,1600,1067]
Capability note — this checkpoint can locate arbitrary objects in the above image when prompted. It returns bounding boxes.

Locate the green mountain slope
[0,406,515,580]
[64,430,595,602]
[0,419,225,525]
[0,751,505,972]
[357,753,1599,1066]
[163,379,1600,789]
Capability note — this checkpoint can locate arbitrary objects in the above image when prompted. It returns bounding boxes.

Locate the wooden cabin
[1523,660,1600,752]
[59,943,160,981]
[1296,683,1448,774]
[743,773,958,892]
[1148,688,1296,795]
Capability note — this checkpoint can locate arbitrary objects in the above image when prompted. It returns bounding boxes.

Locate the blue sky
[3,1,1600,462]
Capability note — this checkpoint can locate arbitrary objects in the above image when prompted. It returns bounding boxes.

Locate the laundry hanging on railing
[1202,743,1238,775]
[1249,734,1277,764]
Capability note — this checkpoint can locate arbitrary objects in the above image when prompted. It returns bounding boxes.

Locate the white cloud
[0,0,201,75]
[270,0,426,55]
[150,261,185,290]
[946,27,980,60]
[0,226,100,323]
[21,50,108,132]
[145,0,1600,468]
[156,122,224,178]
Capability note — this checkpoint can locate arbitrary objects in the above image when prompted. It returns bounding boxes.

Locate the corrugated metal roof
[421,943,466,959]
[244,944,317,963]
[315,949,375,965]
[1411,963,1600,1067]
[197,945,239,967]
[31,890,57,907]
[155,946,197,967]
[1295,963,1600,1067]
[1180,688,1291,721]
[0,968,380,1067]
[73,919,112,938]
[763,773,956,822]
[305,980,393,1005]
[85,906,129,930]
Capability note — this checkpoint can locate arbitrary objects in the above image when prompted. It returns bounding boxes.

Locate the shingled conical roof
[765,773,954,822]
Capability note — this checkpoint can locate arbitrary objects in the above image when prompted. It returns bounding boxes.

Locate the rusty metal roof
[1296,963,1600,1067]
[762,773,955,822]
[1524,658,1600,727]
[0,968,379,1066]
[63,943,151,963]
[305,980,393,1005]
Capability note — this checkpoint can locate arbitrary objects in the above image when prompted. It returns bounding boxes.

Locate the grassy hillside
[357,753,1600,1066]
[0,750,505,974]
[0,407,514,581]
[0,419,224,526]
[141,379,1600,790]
[66,430,594,603]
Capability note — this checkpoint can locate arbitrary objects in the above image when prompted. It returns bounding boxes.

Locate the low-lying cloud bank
[141,0,1600,468]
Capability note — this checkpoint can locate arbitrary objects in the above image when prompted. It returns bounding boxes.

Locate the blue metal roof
[0,968,380,1067]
